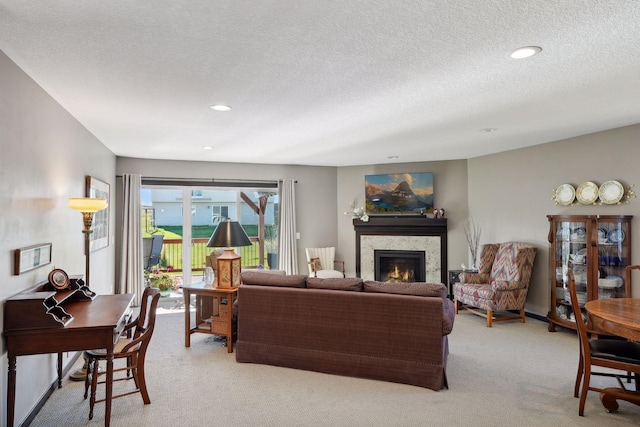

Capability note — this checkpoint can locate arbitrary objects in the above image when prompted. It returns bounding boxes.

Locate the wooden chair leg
[136,358,151,404]
[520,308,526,323]
[486,310,493,327]
[89,358,99,420]
[578,368,591,416]
[454,299,459,314]
[574,347,584,398]
[83,356,91,400]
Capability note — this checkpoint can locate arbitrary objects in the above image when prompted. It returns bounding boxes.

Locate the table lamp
[206,219,252,288]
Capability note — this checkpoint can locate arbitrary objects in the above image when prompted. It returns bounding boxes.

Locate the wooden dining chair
[83,286,161,421]
[567,270,640,415]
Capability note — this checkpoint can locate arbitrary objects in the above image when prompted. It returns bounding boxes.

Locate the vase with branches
[463,217,481,271]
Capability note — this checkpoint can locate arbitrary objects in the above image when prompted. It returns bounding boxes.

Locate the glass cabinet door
[595,217,631,298]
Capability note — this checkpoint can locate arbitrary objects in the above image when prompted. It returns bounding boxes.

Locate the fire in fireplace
[374,250,426,283]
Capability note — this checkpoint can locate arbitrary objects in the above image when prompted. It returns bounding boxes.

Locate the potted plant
[145,269,176,297]
[265,224,278,269]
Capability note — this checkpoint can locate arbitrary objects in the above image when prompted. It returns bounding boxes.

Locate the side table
[181,282,239,353]
[447,270,463,300]
[448,269,477,300]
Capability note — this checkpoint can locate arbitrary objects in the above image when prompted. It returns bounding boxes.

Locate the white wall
[0,51,116,425]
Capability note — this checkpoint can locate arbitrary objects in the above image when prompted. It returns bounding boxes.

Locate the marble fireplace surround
[353,216,448,285]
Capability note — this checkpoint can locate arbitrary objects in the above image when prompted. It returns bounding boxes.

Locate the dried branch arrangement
[463,217,481,269]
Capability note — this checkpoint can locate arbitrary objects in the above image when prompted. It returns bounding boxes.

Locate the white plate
[555,184,575,205]
[576,181,599,204]
[599,180,624,204]
[598,228,607,240]
[607,228,625,243]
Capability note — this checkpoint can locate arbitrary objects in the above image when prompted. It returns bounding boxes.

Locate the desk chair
[567,270,640,416]
[84,287,160,422]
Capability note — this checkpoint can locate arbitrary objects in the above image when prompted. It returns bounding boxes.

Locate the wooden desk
[4,293,133,427]
[181,282,238,353]
[585,298,640,412]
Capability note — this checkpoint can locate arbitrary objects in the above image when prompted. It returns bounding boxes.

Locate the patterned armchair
[453,242,537,327]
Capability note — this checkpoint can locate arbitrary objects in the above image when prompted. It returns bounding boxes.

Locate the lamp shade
[206,220,252,248]
[68,197,108,213]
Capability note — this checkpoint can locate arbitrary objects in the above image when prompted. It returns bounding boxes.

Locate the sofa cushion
[306,277,363,291]
[363,281,447,298]
[241,271,307,288]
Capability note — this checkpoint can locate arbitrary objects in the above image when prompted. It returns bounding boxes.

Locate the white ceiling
[1,1,639,167]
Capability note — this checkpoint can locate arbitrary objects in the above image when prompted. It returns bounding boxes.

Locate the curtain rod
[115,176,297,183]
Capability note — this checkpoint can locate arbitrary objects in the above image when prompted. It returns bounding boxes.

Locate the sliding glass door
[142,185,279,285]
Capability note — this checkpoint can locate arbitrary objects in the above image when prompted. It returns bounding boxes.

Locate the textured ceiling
[1,1,639,167]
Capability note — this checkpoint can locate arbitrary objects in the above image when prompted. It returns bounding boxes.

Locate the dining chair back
[83,286,161,422]
[567,270,640,416]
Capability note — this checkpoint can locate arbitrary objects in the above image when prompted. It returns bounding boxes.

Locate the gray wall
[116,157,337,275]
[336,160,470,278]
[467,124,640,316]
[0,51,116,424]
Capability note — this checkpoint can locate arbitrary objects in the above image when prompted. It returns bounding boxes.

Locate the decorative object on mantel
[344,197,369,222]
[433,208,445,218]
[551,181,636,205]
[463,217,481,271]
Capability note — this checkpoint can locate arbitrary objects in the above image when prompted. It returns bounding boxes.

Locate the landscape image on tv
[365,172,434,214]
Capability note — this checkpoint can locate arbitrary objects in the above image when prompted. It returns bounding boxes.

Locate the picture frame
[86,175,110,252]
[365,172,434,214]
[13,243,52,275]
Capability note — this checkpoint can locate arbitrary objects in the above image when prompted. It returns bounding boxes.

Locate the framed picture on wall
[86,175,110,252]
[365,172,434,214]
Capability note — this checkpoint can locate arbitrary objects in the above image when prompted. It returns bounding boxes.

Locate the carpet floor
[28,305,640,426]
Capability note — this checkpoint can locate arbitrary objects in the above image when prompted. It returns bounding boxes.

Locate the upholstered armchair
[454,242,537,327]
[305,247,345,278]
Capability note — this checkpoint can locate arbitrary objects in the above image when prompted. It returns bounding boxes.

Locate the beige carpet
[28,306,640,426]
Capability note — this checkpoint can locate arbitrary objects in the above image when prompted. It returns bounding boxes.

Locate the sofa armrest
[491,280,524,291]
[442,298,455,335]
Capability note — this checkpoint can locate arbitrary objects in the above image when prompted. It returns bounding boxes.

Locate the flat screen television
[365,172,434,214]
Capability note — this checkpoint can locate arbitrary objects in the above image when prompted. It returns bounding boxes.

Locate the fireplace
[353,216,447,284]
[375,250,425,282]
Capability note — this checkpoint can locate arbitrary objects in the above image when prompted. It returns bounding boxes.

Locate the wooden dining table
[584,298,640,412]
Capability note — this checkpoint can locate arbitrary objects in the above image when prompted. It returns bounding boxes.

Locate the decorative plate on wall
[554,184,576,206]
[599,180,624,204]
[576,181,599,204]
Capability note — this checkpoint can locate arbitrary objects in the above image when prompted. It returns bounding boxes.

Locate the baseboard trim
[23,352,83,427]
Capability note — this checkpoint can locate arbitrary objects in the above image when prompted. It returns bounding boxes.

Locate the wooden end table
[181,282,238,353]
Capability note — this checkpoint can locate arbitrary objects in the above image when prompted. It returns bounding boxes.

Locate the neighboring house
[145,189,277,227]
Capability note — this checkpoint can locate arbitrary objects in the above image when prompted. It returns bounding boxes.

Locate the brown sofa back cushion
[241,271,307,288]
[363,281,447,299]
[306,277,363,291]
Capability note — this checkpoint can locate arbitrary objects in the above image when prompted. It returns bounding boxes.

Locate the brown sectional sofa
[235,272,455,391]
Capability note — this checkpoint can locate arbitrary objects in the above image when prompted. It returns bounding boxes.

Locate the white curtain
[278,179,298,274]
[118,173,144,306]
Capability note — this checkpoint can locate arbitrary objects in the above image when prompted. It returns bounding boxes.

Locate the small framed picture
[14,243,52,275]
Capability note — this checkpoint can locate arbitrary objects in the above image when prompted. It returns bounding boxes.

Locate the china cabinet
[547,215,632,332]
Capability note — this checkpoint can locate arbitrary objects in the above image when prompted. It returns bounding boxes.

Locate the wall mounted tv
[365,172,434,214]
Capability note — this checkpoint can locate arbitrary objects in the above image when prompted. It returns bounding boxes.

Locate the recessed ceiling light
[201,146,214,150]
[387,155,399,159]
[510,46,542,59]
[479,128,498,133]
[210,104,231,111]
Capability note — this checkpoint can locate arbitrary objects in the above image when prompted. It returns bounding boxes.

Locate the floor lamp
[67,197,108,381]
